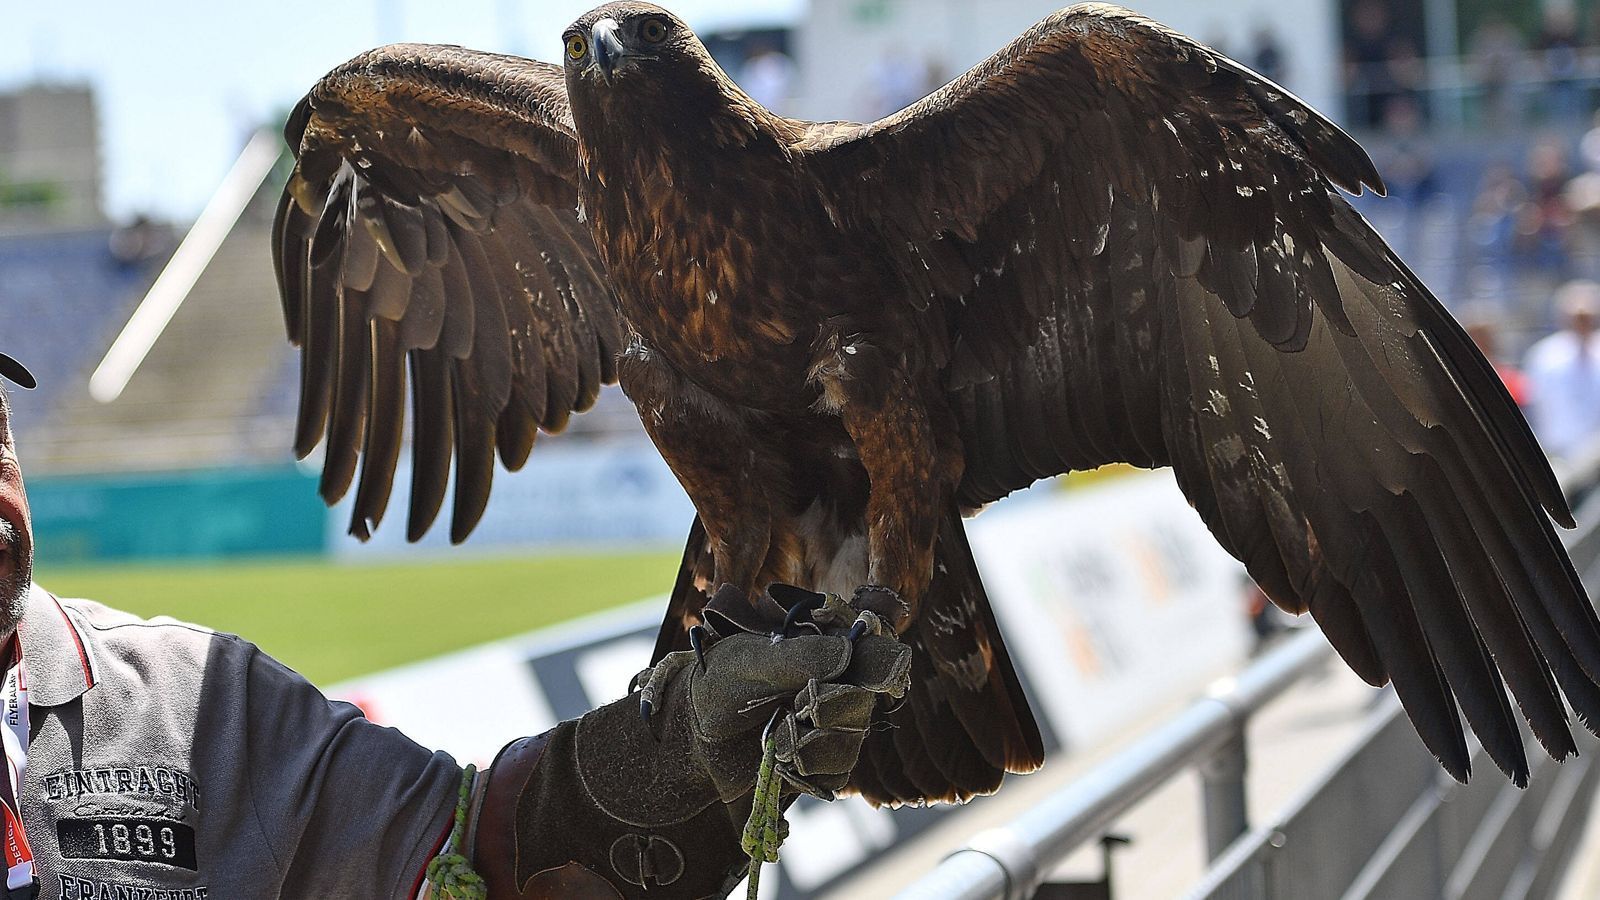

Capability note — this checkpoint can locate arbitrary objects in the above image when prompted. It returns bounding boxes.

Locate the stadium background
[6,0,1600,895]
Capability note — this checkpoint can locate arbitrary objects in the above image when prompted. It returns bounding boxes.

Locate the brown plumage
[274,2,1599,805]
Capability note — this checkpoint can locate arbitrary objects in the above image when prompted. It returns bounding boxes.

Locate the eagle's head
[562,2,792,162]
[561,3,707,89]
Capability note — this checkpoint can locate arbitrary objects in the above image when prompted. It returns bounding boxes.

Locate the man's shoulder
[50,594,262,673]
[57,595,235,641]
[58,596,204,630]
[38,593,343,721]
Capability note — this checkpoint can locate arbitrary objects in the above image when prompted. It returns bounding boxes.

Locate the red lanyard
[0,636,35,894]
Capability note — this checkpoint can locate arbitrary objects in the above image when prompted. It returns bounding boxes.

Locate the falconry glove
[466,622,910,898]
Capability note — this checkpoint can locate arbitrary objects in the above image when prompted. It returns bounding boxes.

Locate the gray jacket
[17,584,459,899]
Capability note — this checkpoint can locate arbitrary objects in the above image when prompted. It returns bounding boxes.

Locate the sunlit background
[5,1,1600,897]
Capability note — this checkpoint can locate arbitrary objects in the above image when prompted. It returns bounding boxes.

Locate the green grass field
[34,550,679,686]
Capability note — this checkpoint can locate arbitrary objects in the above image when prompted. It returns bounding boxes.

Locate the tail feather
[847,734,901,802]
[652,516,713,663]
[894,687,984,799]
[850,512,1044,805]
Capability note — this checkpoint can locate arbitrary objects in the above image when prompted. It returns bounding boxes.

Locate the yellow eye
[566,35,588,59]
[640,18,669,44]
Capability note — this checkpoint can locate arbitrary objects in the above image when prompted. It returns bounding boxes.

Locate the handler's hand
[682,629,911,801]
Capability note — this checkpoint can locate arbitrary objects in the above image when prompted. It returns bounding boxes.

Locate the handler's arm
[238,647,461,898]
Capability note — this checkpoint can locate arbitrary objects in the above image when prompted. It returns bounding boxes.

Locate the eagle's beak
[591,18,627,82]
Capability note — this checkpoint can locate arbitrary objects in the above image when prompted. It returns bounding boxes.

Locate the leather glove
[469,603,911,899]
[686,630,911,802]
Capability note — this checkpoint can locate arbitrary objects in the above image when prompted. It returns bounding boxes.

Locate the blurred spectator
[1461,305,1532,408]
[1249,27,1286,85]
[1345,0,1391,127]
[107,214,172,271]
[1564,175,1600,280]
[921,56,950,99]
[1517,139,1577,275]
[739,40,795,112]
[1568,115,1600,278]
[1468,163,1528,298]
[1370,95,1438,259]
[861,46,944,119]
[862,46,923,118]
[1202,30,1230,59]
[1577,111,1600,174]
[1386,38,1429,120]
[1536,4,1585,122]
[1470,14,1524,131]
[1525,280,1600,459]
[1345,0,1426,128]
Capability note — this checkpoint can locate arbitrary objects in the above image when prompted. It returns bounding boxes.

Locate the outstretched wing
[803,4,1598,785]
[274,45,624,543]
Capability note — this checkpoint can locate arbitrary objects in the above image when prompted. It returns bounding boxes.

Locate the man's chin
[0,563,30,638]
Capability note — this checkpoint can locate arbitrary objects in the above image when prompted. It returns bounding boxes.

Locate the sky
[0,0,801,221]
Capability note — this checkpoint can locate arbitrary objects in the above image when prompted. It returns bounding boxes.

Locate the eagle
[274,1,1600,807]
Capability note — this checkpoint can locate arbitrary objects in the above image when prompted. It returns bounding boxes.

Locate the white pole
[89,129,282,404]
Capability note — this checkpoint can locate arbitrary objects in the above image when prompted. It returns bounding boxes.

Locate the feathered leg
[620,344,781,598]
[810,339,958,626]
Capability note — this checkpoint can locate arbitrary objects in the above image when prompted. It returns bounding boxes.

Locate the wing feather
[274,45,624,542]
[407,350,455,542]
[320,285,370,505]
[351,318,407,539]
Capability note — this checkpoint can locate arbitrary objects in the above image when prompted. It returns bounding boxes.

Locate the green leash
[426,764,487,900]
[741,728,786,900]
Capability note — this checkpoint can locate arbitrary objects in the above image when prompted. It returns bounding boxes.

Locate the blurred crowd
[1346,0,1600,131]
[1444,139,1600,467]
[1470,281,1600,466]
[1325,2,1600,471]
[730,39,947,120]
[1459,132,1600,295]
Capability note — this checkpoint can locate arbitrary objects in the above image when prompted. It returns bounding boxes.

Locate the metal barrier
[897,471,1600,900]
[892,627,1337,900]
[1184,704,1600,900]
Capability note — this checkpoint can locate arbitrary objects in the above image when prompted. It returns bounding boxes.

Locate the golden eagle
[274,1,1600,806]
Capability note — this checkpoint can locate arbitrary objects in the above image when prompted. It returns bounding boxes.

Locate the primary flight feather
[275,1,1599,805]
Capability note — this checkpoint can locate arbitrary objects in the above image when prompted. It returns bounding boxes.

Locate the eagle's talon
[627,667,651,694]
[777,767,838,802]
[777,588,828,638]
[688,624,711,672]
[847,610,886,643]
[635,648,699,738]
[761,706,785,743]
